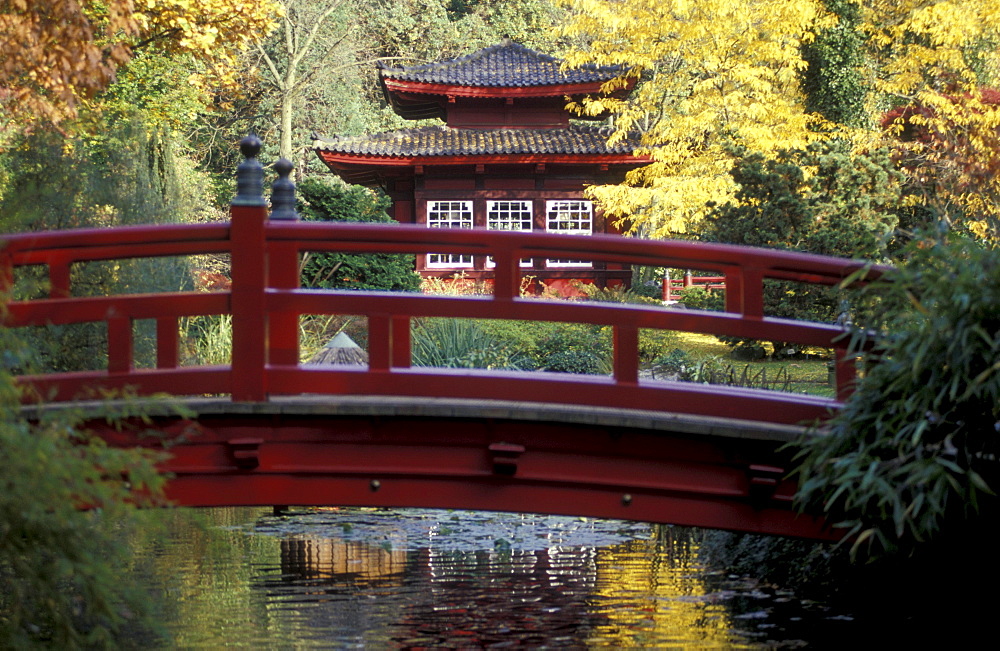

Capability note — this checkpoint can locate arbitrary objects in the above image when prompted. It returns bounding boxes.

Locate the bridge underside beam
[85,405,838,541]
[164,474,831,541]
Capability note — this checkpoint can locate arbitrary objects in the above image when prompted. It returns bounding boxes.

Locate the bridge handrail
[2,203,885,425]
[1,221,883,285]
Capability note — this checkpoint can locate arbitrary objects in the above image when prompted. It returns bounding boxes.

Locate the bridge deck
[24,394,810,443]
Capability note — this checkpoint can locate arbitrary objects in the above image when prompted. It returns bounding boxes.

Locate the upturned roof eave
[381,77,624,99]
[314,150,652,168]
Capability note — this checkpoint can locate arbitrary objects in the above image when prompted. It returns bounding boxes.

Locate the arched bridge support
[35,397,839,541]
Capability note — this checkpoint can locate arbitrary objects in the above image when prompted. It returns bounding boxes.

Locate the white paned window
[426,200,473,268]
[486,200,532,268]
[546,200,593,268]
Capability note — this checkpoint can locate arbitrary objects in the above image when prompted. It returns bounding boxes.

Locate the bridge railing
[1,143,886,428]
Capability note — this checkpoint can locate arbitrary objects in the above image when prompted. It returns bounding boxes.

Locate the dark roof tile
[313,125,637,158]
[379,41,622,88]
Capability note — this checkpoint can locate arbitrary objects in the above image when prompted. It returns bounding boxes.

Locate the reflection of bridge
[1,144,884,540]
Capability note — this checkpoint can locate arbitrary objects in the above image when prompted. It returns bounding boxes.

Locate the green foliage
[411,318,525,369]
[577,283,659,306]
[702,140,901,354]
[410,318,620,375]
[792,236,1000,559]
[297,178,421,292]
[706,140,901,260]
[98,50,212,133]
[531,323,610,375]
[0,119,206,372]
[800,0,867,127]
[0,329,167,646]
[677,286,723,312]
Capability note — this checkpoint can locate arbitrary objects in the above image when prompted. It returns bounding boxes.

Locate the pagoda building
[312,40,647,292]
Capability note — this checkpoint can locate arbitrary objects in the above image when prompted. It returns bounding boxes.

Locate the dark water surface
[132,508,865,647]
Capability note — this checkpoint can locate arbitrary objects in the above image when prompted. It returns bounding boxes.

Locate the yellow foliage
[133,0,280,86]
[0,0,135,124]
[560,0,1000,240]
[866,0,1000,238]
[864,0,1000,97]
[559,0,828,237]
[0,0,279,125]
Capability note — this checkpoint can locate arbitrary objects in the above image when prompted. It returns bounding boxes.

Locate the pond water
[131,507,868,647]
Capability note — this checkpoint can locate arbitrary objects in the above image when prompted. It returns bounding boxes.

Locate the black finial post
[232,135,266,206]
[270,158,299,220]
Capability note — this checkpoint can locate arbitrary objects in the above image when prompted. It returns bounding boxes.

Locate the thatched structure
[307,332,368,366]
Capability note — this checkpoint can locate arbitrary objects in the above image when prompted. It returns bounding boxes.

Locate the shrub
[532,323,611,375]
[411,318,524,370]
[677,286,723,312]
[792,235,1000,559]
[702,140,900,355]
[0,328,166,646]
[297,178,421,292]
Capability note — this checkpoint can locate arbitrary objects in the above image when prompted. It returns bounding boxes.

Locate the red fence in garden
[662,272,727,302]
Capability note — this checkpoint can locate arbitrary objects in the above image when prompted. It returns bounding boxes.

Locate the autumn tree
[558,0,826,238]
[868,0,1000,239]
[559,0,1000,240]
[0,0,135,124]
[0,0,278,125]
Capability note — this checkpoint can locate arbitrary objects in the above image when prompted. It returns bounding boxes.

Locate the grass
[670,332,835,397]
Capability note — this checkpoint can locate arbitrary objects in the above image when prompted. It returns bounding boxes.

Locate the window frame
[485,199,533,268]
[545,199,593,268]
[425,200,474,269]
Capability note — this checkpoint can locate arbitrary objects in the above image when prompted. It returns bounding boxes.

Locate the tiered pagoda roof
[379,40,623,89]
[313,41,643,184]
[315,124,630,157]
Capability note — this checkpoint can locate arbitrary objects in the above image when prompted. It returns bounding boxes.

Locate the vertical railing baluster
[613,323,639,385]
[0,252,12,296]
[156,316,179,368]
[493,250,516,301]
[49,255,71,299]
[230,135,269,401]
[267,240,300,369]
[725,266,765,318]
[741,267,765,318]
[834,344,856,401]
[391,315,411,368]
[369,315,391,371]
[107,316,133,375]
[724,268,743,313]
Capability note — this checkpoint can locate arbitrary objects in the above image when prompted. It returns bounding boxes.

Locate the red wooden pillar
[230,136,269,401]
[613,323,639,385]
[0,251,12,299]
[834,344,856,401]
[267,159,301,372]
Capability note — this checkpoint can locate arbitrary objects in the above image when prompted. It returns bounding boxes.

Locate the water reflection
[281,538,408,584]
[133,508,860,647]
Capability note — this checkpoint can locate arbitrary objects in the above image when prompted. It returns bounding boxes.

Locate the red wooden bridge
[1,145,884,540]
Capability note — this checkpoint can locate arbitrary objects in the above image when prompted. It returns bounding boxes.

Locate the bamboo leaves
[792,236,1000,559]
